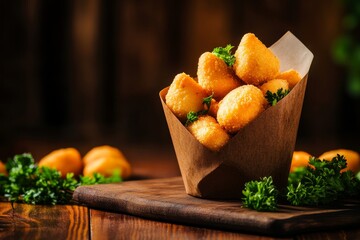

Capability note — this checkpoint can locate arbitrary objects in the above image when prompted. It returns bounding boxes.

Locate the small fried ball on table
[166,73,207,121]
[233,33,280,86]
[38,148,83,177]
[83,156,131,179]
[187,115,230,152]
[217,85,266,134]
[197,52,241,100]
[290,151,313,172]
[319,149,360,173]
[83,145,125,166]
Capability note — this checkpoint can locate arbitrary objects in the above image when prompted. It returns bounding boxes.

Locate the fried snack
[38,148,83,177]
[217,85,266,133]
[207,98,219,118]
[319,149,360,173]
[83,145,124,166]
[165,73,207,120]
[83,156,131,179]
[187,115,230,151]
[0,161,7,176]
[290,151,312,172]
[233,33,280,86]
[276,69,301,89]
[197,52,241,100]
[260,79,289,95]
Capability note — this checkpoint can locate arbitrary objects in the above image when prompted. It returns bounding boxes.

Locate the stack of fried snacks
[165,33,301,151]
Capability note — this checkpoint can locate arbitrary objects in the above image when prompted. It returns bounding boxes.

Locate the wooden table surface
[1,144,360,240]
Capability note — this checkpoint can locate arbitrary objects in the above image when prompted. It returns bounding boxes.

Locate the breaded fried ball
[207,98,219,118]
[197,52,241,100]
[38,148,83,177]
[187,115,230,151]
[217,85,266,133]
[290,151,312,172]
[166,73,207,120]
[0,161,7,176]
[318,149,360,173]
[233,33,280,85]
[260,79,289,95]
[276,69,302,89]
[83,156,131,179]
[83,145,124,166]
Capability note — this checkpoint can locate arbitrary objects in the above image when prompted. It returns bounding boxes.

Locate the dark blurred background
[0,0,359,162]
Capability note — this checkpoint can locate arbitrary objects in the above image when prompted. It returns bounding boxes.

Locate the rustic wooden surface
[73,177,360,237]
[1,146,360,239]
[1,201,360,240]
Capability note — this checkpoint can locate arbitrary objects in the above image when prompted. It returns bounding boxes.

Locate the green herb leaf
[242,176,278,211]
[265,88,290,106]
[185,111,199,126]
[1,153,123,205]
[202,94,213,110]
[80,170,122,185]
[286,154,360,206]
[212,44,236,66]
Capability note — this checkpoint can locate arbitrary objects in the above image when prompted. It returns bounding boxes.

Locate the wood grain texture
[73,177,360,237]
[0,202,89,240]
[89,210,360,240]
[90,209,283,240]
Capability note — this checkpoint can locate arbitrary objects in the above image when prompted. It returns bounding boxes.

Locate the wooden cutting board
[73,177,360,236]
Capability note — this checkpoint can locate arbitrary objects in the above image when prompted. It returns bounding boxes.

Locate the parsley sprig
[242,176,278,211]
[212,45,236,66]
[265,88,290,106]
[185,94,213,126]
[242,155,360,211]
[287,154,360,206]
[0,153,122,205]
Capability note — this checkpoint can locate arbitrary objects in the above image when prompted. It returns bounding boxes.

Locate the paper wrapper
[160,31,314,199]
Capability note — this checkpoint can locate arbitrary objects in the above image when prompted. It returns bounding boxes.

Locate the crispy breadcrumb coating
[207,98,219,118]
[198,52,241,100]
[187,115,230,151]
[260,79,289,95]
[233,33,280,86]
[276,69,301,89]
[217,85,266,133]
[166,73,207,121]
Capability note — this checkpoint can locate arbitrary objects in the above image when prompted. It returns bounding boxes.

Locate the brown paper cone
[160,31,314,199]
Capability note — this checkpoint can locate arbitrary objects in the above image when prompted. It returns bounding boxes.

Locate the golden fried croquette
[260,79,289,95]
[233,33,280,86]
[187,115,230,151]
[0,161,7,176]
[217,85,266,133]
[83,156,131,179]
[83,145,124,166]
[197,52,241,100]
[276,69,302,89]
[207,98,219,118]
[319,149,360,173]
[38,148,83,177]
[166,73,207,120]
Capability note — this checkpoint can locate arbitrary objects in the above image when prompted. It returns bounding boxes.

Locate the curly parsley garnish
[212,44,236,66]
[265,88,290,106]
[287,154,360,206]
[0,153,122,205]
[242,176,278,211]
[185,94,213,126]
[242,155,360,211]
